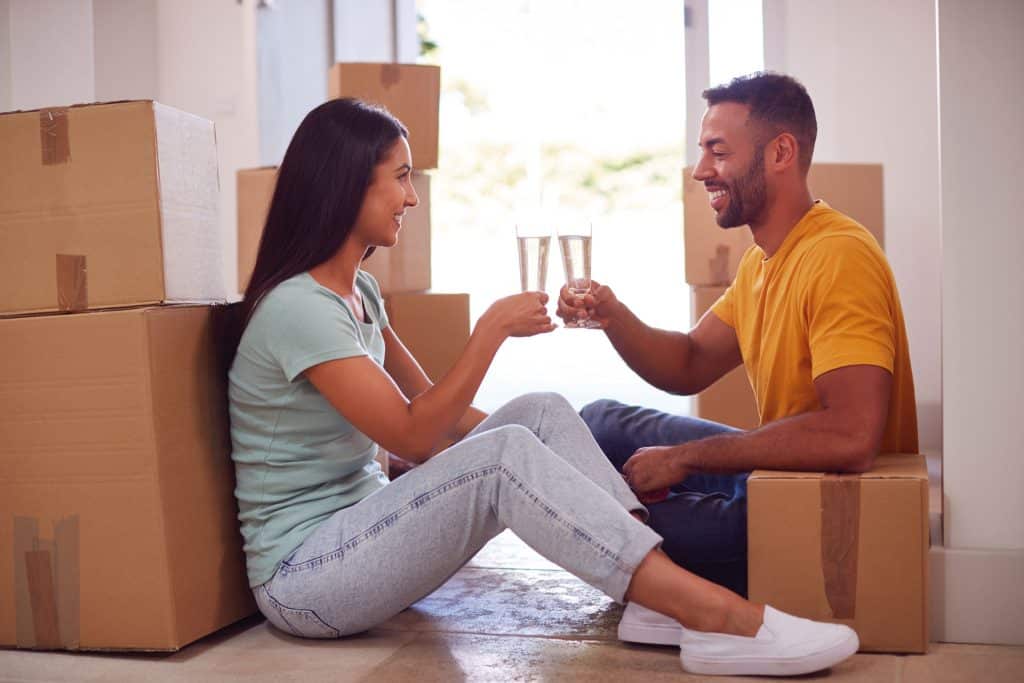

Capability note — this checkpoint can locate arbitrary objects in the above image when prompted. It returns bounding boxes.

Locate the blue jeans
[580,399,749,597]
[254,393,662,638]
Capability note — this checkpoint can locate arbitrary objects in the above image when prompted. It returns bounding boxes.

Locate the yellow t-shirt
[712,201,918,453]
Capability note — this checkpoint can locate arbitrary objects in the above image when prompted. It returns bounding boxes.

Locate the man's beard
[717,145,768,228]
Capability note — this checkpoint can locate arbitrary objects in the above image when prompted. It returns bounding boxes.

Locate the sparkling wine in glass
[558,222,601,328]
[516,224,550,292]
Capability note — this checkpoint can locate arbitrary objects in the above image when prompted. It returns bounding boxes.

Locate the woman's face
[353,137,419,248]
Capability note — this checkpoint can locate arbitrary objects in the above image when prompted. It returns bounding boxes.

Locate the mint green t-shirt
[229,271,390,587]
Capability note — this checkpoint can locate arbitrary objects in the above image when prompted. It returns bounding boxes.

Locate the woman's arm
[307,292,552,463]
[381,326,488,444]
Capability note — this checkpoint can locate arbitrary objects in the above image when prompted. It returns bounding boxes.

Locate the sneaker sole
[680,630,860,676]
[617,620,682,647]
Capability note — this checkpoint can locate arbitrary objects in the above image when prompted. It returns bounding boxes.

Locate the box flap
[751,453,927,482]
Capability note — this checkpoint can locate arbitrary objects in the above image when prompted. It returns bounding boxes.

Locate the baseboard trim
[929,545,1024,645]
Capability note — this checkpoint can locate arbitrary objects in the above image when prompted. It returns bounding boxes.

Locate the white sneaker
[678,605,859,677]
[617,601,682,646]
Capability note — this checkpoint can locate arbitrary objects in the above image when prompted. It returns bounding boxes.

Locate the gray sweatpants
[253,392,663,638]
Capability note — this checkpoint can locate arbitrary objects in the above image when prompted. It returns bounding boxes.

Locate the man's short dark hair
[702,72,817,171]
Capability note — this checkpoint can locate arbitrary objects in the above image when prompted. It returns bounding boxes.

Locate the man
[558,72,918,642]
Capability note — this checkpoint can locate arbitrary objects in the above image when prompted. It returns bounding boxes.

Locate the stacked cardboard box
[683,163,885,429]
[237,61,469,391]
[748,454,929,652]
[0,101,255,651]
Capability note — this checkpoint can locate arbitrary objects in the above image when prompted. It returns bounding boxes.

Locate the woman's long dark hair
[223,98,408,364]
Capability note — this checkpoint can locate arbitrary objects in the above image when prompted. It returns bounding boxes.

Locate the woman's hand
[556,279,621,329]
[478,291,556,339]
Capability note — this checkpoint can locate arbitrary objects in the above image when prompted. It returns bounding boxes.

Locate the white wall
[93,0,157,102]
[762,0,943,453]
[333,0,418,63]
[0,1,11,111]
[7,0,95,110]
[153,0,261,295]
[939,0,1024,550]
[257,0,330,166]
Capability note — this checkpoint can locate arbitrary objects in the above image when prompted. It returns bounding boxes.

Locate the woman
[227,98,858,677]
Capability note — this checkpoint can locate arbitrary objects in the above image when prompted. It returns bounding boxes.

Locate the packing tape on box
[820,474,860,619]
[13,516,81,649]
[379,63,402,89]
[39,108,71,165]
[56,254,88,312]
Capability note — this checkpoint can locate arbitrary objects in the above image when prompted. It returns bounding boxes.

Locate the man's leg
[580,398,750,596]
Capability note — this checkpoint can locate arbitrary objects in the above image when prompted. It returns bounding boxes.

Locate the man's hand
[556,280,620,328]
[623,445,692,493]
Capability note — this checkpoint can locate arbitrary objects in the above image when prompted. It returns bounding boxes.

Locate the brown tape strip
[39,108,71,165]
[25,551,61,649]
[13,516,81,649]
[54,516,81,648]
[13,517,38,647]
[820,474,860,619]
[380,63,401,89]
[708,244,730,285]
[56,254,88,312]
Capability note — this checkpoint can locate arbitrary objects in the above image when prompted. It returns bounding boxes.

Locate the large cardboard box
[385,292,470,382]
[236,168,431,294]
[328,63,440,169]
[748,454,929,653]
[0,306,256,651]
[683,163,885,285]
[690,285,759,430]
[0,101,226,315]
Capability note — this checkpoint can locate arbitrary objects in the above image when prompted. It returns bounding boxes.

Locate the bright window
[418,0,689,413]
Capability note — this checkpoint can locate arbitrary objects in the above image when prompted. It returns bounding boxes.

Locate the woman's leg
[467,392,648,516]
[255,423,660,639]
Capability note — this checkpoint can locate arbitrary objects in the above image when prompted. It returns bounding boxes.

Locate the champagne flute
[558,221,601,328]
[515,222,550,293]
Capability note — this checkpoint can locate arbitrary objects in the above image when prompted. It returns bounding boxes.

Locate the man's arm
[623,364,891,491]
[557,282,742,395]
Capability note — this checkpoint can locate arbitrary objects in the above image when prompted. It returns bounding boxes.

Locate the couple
[227,71,916,677]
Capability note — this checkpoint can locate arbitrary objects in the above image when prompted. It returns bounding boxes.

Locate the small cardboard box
[690,285,759,430]
[328,63,440,170]
[683,163,885,286]
[236,167,278,294]
[385,292,470,382]
[236,168,431,295]
[0,305,256,651]
[0,100,226,315]
[748,454,929,653]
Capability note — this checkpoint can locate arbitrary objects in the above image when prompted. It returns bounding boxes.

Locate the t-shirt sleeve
[802,236,897,379]
[262,287,369,382]
[710,282,737,328]
[358,270,390,329]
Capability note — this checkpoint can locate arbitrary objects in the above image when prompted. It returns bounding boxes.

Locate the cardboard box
[683,163,885,285]
[328,63,440,169]
[690,285,759,430]
[236,168,431,294]
[236,167,278,294]
[748,454,929,653]
[0,100,226,315]
[385,292,470,382]
[0,305,256,651]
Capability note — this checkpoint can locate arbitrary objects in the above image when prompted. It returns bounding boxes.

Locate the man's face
[692,102,768,229]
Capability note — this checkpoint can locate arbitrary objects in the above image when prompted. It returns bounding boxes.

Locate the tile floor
[1,531,1021,682]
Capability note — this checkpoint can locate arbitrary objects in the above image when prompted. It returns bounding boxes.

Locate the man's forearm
[674,408,877,475]
[604,303,695,394]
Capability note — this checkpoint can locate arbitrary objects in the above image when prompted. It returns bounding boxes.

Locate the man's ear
[768,132,800,172]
